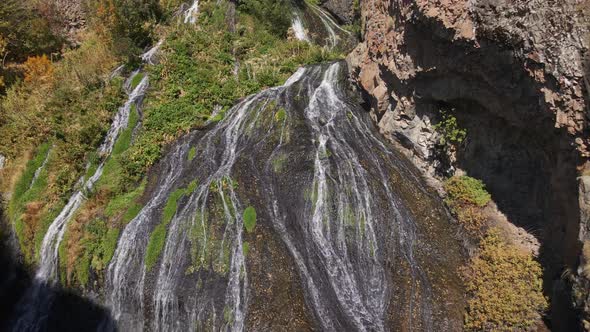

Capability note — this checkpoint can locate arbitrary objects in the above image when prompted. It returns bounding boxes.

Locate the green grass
[95,102,140,194]
[120,1,344,182]
[34,203,64,262]
[104,180,146,218]
[8,142,51,219]
[243,206,257,233]
[130,72,145,90]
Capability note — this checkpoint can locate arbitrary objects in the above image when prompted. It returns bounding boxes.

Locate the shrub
[23,55,54,84]
[462,229,547,330]
[444,176,491,208]
[444,176,491,234]
[434,109,467,146]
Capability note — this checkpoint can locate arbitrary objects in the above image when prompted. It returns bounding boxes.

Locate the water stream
[9,2,464,331]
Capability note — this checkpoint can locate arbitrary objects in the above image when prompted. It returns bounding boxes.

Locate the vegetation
[145,181,197,271]
[443,177,547,330]
[243,206,256,233]
[462,229,547,331]
[0,0,62,91]
[2,0,342,288]
[1,0,176,271]
[120,1,343,181]
[444,176,491,208]
[188,146,197,161]
[444,176,491,234]
[434,108,467,147]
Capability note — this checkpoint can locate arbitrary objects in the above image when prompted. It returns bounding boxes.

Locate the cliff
[347,0,590,329]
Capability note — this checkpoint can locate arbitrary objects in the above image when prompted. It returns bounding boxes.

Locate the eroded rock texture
[320,0,358,25]
[348,0,590,329]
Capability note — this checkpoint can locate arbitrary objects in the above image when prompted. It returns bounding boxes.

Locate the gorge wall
[346,0,590,329]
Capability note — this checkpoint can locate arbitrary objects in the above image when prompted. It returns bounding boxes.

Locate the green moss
[242,241,250,256]
[274,108,286,122]
[188,146,197,161]
[271,153,287,173]
[145,181,198,271]
[243,206,257,233]
[223,305,234,325]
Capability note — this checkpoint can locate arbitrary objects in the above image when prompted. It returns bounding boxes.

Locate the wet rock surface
[100,61,465,330]
[319,0,358,25]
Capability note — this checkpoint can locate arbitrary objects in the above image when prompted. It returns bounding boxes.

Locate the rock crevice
[348,0,590,329]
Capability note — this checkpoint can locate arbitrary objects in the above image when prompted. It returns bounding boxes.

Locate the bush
[434,108,467,146]
[462,229,547,330]
[444,176,491,234]
[444,176,491,208]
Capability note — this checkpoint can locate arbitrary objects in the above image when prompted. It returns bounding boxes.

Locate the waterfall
[29,148,51,191]
[9,68,149,331]
[8,2,463,330]
[307,2,351,37]
[184,0,199,24]
[105,65,308,332]
[102,60,446,330]
[291,13,309,42]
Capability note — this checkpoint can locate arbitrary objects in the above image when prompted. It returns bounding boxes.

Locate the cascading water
[184,0,199,24]
[311,3,352,48]
[29,148,51,191]
[10,68,150,332]
[10,4,203,331]
[102,59,463,331]
[9,2,466,331]
[291,13,309,42]
[104,68,307,332]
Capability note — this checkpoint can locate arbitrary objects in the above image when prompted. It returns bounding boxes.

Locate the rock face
[47,0,86,44]
[319,0,358,25]
[347,0,590,329]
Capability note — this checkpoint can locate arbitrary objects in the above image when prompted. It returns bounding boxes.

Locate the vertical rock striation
[348,0,590,329]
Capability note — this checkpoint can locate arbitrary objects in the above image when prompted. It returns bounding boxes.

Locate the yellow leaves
[23,54,54,84]
[462,229,548,331]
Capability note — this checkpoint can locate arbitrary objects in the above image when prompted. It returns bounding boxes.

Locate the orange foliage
[23,55,54,84]
[95,0,117,37]
[21,201,45,260]
[64,190,109,285]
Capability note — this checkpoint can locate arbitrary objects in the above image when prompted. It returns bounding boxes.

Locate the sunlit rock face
[348,0,590,329]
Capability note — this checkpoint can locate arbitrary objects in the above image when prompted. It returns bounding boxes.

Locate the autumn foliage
[462,230,547,331]
[23,55,54,84]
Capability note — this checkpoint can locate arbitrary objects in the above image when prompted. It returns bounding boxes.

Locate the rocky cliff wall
[319,0,358,24]
[346,0,590,329]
